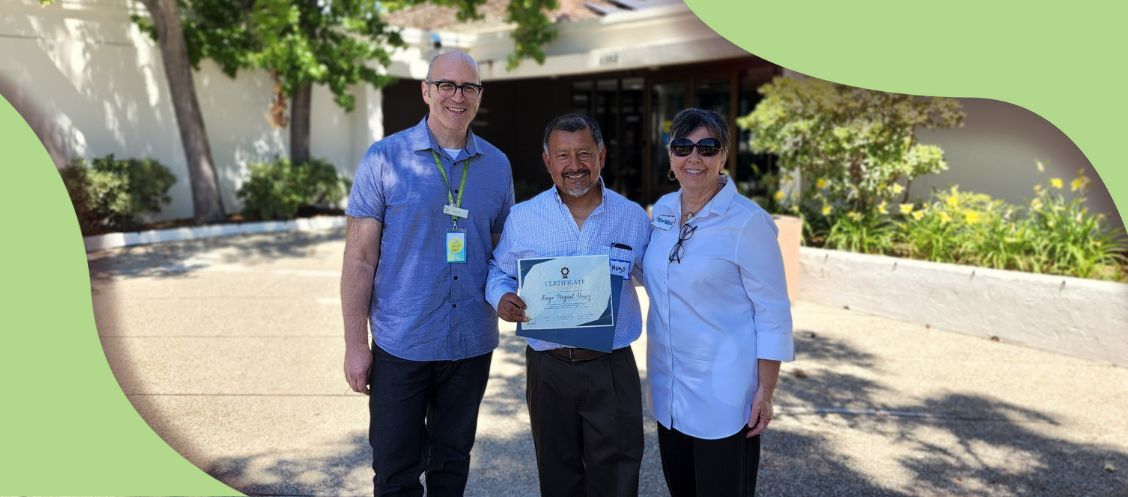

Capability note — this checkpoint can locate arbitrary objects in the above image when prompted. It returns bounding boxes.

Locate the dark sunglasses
[670,138,722,157]
[668,223,697,263]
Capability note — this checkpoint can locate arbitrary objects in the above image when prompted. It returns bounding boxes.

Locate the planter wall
[798,247,1128,366]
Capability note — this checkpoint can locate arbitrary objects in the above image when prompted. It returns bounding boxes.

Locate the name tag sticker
[653,214,675,231]
[443,205,470,219]
[609,259,631,278]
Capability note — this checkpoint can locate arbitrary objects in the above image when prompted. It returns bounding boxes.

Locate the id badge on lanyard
[432,150,471,264]
[446,228,467,263]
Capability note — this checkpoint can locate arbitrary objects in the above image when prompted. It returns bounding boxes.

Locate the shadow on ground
[87,229,344,281]
[758,331,1128,497]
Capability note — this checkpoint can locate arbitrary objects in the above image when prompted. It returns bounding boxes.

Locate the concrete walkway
[88,229,1128,496]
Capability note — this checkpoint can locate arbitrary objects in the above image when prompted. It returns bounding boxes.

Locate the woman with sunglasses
[642,108,795,496]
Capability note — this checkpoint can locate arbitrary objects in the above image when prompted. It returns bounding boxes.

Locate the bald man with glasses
[342,51,515,497]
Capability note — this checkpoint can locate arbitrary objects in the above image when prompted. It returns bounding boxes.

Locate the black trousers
[526,346,644,497]
[368,344,493,497]
[656,423,761,497]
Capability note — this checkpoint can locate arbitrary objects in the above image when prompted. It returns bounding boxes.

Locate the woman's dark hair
[669,108,729,152]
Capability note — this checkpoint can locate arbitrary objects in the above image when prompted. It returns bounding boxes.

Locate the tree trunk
[138,0,225,223]
[290,82,312,165]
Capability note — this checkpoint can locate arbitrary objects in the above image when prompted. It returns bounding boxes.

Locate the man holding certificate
[486,114,651,497]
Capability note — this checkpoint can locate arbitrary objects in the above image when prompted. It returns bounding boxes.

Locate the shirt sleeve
[630,206,652,286]
[492,156,516,234]
[345,144,387,222]
[737,211,795,362]
[486,214,519,311]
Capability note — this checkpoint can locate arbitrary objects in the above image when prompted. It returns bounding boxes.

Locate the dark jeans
[526,346,644,497]
[368,344,493,497]
[657,423,761,497]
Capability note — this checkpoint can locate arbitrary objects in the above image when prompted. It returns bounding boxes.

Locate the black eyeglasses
[668,223,697,263]
[426,80,484,99]
[669,138,722,157]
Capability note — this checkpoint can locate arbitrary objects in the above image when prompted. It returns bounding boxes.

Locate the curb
[83,216,347,252]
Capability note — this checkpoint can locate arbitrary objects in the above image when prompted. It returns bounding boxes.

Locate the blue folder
[516,260,624,353]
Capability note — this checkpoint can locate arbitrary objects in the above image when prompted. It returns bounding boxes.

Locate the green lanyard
[430,150,470,223]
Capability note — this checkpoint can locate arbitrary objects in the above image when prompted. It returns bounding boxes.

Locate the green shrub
[738,77,964,220]
[237,158,349,220]
[1022,169,1126,279]
[897,186,1015,266]
[59,154,176,235]
[825,210,896,255]
[892,171,1126,281]
[774,163,1128,282]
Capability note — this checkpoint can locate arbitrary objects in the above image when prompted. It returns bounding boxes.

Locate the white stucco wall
[1,0,377,221]
[799,247,1128,366]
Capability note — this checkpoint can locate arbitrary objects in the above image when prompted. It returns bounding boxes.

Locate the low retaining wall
[83,216,346,252]
[797,247,1128,366]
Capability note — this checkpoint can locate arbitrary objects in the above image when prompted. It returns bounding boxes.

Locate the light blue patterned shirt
[487,180,651,351]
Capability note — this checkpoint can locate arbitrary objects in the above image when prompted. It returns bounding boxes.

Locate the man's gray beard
[563,182,594,198]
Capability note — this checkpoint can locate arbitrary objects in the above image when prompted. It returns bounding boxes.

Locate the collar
[678,174,736,221]
[409,116,482,161]
[552,176,608,216]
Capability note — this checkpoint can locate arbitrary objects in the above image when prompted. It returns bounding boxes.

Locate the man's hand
[344,346,373,395]
[747,383,774,437]
[497,292,529,323]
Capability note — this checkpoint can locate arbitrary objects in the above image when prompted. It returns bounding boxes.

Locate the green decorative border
[1,0,1124,493]
[686,0,1125,226]
[0,97,236,494]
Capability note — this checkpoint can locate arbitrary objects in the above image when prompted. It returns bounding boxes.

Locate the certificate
[517,255,614,331]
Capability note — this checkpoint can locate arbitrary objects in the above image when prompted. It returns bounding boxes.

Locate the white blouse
[643,177,795,439]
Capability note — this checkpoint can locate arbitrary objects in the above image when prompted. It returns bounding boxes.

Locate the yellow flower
[899,203,914,214]
[946,195,959,208]
[1050,177,1063,189]
[816,178,828,189]
[877,200,888,214]
[847,211,863,221]
[1071,176,1087,192]
[773,190,785,201]
[964,211,981,224]
[938,212,951,224]
[1030,198,1043,210]
[1036,160,1045,173]
[890,183,905,195]
[821,205,832,216]
[911,210,925,221]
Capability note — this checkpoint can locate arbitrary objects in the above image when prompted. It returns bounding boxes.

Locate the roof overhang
[386,3,754,81]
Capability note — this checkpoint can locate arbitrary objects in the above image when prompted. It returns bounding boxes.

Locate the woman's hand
[747,383,774,437]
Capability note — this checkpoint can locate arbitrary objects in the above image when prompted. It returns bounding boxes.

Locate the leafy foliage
[132,0,557,119]
[809,169,1127,282]
[133,0,401,118]
[60,155,177,235]
[825,211,896,255]
[738,77,964,218]
[237,158,349,220]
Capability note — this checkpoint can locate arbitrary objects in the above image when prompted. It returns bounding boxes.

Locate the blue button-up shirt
[346,117,514,361]
[486,181,651,351]
[643,177,795,439]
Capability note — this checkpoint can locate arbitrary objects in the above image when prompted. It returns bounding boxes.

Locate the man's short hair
[543,113,604,153]
[669,108,729,152]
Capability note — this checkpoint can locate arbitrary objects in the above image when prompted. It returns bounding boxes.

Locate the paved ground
[88,229,1128,497]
